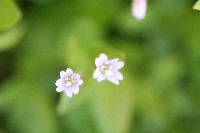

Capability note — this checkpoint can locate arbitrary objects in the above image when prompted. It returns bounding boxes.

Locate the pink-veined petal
[66,68,73,76]
[107,76,120,85]
[64,89,73,97]
[115,61,124,69]
[109,58,119,65]
[93,69,105,82]
[78,79,83,85]
[95,53,108,67]
[73,74,80,79]
[73,87,79,94]
[114,71,123,80]
[93,69,100,78]
[108,58,124,70]
[56,87,64,92]
[55,79,63,86]
[60,71,66,78]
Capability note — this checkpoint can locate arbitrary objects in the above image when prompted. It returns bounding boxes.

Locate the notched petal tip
[66,68,73,75]
[116,61,125,69]
[55,79,62,86]
[99,53,107,58]
[60,71,66,78]
[93,69,99,79]
[56,87,64,92]
[73,88,79,94]
[93,69,105,82]
[95,53,108,67]
[78,79,83,85]
[115,71,123,80]
[107,76,120,85]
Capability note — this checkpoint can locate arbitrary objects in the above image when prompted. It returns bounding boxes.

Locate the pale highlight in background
[132,0,147,20]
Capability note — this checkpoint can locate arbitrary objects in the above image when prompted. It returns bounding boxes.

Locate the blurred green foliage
[0,0,200,133]
[0,0,21,31]
[193,0,200,10]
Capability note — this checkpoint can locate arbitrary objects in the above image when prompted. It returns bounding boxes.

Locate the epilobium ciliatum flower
[132,0,147,20]
[93,53,124,85]
[55,68,83,97]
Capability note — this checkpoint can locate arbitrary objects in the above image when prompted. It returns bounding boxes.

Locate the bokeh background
[0,0,200,133]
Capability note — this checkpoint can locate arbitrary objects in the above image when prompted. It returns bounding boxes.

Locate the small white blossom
[132,0,147,20]
[55,68,83,97]
[93,53,124,85]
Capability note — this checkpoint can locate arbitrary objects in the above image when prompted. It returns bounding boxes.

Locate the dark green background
[0,0,200,133]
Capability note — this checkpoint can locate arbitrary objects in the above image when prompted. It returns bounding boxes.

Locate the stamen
[100,64,112,76]
[65,76,73,86]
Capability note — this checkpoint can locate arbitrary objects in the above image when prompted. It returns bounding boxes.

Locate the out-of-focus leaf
[0,24,25,51]
[61,102,98,133]
[0,81,59,133]
[91,73,134,133]
[193,0,200,10]
[22,0,55,4]
[0,0,22,31]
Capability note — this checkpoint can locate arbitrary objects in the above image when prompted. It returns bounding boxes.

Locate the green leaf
[193,0,200,10]
[0,24,25,51]
[0,81,59,133]
[0,0,22,31]
[91,73,134,133]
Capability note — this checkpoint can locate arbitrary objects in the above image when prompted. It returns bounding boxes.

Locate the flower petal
[66,68,73,76]
[64,89,73,97]
[115,61,124,69]
[55,79,63,86]
[95,53,108,67]
[78,79,83,85]
[107,76,120,85]
[132,0,147,20]
[93,69,105,82]
[114,71,123,80]
[73,74,80,79]
[108,59,124,70]
[60,71,66,78]
[56,87,64,92]
[108,58,119,65]
[73,87,79,94]
[93,69,100,78]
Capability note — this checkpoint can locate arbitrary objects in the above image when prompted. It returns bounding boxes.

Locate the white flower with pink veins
[55,68,83,97]
[93,53,124,85]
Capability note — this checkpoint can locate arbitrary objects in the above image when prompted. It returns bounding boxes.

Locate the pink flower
[55,68,83,97]
[93,53,124,85]
[132,0,147,20]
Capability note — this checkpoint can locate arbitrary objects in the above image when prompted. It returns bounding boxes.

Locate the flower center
[100,64,112,76]
[65,76,74,86]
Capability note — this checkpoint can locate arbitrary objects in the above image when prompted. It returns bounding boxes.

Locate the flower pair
[55,53,125,97]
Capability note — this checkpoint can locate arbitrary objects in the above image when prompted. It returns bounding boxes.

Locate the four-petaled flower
[55,68,83,97]
[93,53,124,85]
